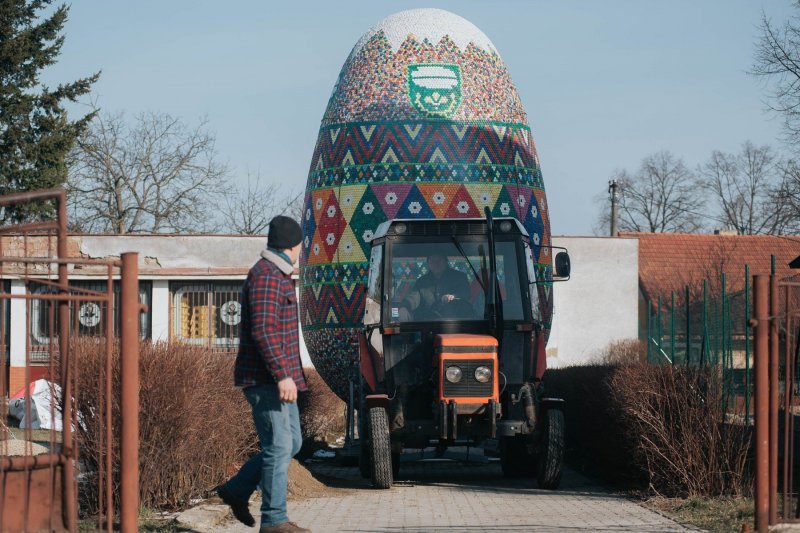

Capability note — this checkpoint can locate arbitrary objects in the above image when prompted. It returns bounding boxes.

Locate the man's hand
[441,294,457,303]
[278,377,298,403]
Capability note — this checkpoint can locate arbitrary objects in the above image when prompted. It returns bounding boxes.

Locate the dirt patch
[288,459,348,500]
[1,439,49,456]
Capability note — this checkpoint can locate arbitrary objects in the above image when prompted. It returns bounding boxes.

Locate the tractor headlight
[474,366,492,383]
[445,366,463,383]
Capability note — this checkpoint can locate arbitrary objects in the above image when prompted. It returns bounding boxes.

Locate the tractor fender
[365,394,390,411]
[539,397,565,415]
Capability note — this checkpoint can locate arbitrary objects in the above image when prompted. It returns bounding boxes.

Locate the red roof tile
[619,232,800,301]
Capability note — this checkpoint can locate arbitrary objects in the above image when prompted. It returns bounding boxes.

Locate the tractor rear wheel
[367,406,393,489]
[500,436,536,477]
[537,408,565,490]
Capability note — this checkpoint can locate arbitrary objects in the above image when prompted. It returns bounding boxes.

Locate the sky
[43,0,795,236]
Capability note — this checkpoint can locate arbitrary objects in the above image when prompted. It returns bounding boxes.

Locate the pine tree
[0,0,98,222]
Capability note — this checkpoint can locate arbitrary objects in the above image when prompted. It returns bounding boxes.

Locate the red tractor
[355,208,570,489]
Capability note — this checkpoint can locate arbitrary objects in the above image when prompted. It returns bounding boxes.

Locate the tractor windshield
[388,240,524,323]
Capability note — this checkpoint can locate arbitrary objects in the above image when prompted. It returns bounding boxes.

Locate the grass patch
[646,496,753,532]
[78,509,193,532]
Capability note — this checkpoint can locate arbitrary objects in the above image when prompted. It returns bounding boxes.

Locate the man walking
[217,215,310,533]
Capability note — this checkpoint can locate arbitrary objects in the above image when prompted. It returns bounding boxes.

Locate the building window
[28,281,152,362]
[170,282,242,351]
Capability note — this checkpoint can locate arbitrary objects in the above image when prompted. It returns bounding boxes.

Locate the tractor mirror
[554,251,571,280]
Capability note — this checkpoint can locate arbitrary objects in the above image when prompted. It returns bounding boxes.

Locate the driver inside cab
[398,253,471,321]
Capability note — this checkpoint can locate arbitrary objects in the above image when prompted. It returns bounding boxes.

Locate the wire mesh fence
[643,259,798,425]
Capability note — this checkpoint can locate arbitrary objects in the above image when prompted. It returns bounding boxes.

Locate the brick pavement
[201,458,693,532]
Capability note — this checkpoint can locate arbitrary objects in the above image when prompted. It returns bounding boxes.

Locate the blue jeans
[224,384,302,526]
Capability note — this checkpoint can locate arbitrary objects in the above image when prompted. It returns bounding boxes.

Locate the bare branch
[699,141,791,235]
[66,111,228,234]
[598,151,706,233]
[219,172,304,235]
[751,6,800,147]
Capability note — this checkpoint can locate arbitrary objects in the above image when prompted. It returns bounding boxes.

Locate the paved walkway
[201,456,694,533]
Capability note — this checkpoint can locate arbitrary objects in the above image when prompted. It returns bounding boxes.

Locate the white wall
[151,280,170,342]
[9,280,26,366]
[547,236,639,367]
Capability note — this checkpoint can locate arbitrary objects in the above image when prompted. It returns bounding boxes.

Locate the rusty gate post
[753,275,769,533]
[769,274,779,524]
[120,253,139,533]
[56,190,77,532]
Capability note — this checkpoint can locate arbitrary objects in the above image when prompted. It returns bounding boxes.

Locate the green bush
[545,364,645,486]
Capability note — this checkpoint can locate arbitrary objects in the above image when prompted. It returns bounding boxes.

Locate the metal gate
[0,189,140,532]
[753,273,800,532]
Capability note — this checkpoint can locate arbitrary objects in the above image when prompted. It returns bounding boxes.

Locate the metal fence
[0,189,141,532]
[643,260,800,531]
[643,263,783,422]
[752,274,800,531]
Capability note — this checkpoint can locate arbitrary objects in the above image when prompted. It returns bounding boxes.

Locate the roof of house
[619,232,800,301]
[0,234,300,278]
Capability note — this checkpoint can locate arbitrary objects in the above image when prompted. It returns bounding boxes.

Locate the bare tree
[752,5,800,146]
[602,151,706,233]
[700,141,790,234]
[221,173,304,234]
[67,111,228,233]
[777,158,800,233]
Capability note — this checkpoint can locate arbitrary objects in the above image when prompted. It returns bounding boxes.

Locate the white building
[3,234,642,396]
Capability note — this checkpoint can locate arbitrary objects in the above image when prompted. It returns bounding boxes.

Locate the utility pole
[608,179,619,237]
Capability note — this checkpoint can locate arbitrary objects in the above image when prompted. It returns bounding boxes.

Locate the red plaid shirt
[234,256,307,391]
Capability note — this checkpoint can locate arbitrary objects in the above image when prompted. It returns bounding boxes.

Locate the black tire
[537,408,565,490]
[500,436,536,478]
[368,406,393,489]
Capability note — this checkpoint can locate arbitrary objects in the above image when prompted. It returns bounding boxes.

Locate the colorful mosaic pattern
[300,9,553,399]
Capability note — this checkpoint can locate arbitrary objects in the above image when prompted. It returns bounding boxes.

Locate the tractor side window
[524,242,541,322]
[473,242,524,321]
[365,244,383,325]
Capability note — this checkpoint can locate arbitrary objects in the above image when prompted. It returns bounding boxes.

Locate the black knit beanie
[267,215,303,250]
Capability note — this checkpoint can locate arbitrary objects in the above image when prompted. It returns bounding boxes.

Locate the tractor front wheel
[537,408,565,490]
[367,406,393,489]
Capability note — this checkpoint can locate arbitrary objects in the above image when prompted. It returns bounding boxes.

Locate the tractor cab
[357,210,571,490]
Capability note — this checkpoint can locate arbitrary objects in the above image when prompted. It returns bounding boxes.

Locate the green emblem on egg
[407,63,462,119]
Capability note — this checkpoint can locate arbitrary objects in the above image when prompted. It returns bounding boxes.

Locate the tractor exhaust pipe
[520,383,536,430]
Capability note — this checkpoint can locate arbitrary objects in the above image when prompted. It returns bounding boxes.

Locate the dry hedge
[544,364,643,485]
[546,359,751,497]
[297,368,345,446]
[72,340,345,514]
[73,340,256,513]
[609,364,751,497]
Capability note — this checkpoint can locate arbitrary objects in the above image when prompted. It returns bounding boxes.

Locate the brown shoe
[259,521,311,533]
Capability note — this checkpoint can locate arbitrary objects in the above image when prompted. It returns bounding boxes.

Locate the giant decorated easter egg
[299,8,552,399]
